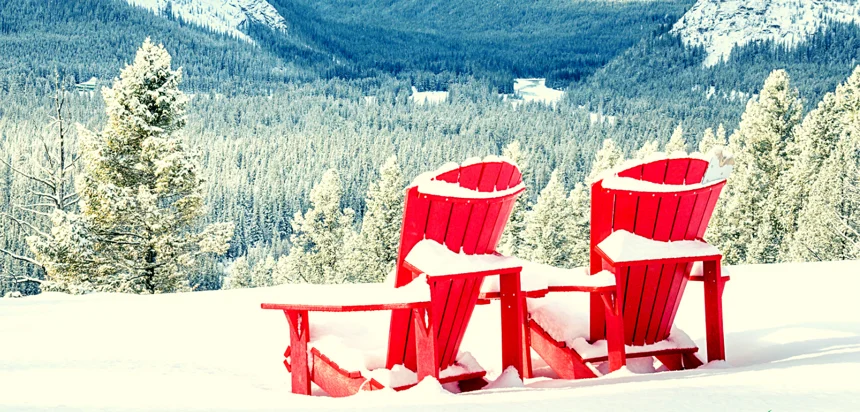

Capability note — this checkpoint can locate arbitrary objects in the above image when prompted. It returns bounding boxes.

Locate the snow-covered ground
[410,87,449,105]
[1,260,859,411]
[512,78,564,105]
[125,0,288,42]
[673,0,860,66]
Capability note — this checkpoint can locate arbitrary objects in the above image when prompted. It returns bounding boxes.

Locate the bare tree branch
[0,248,44,270]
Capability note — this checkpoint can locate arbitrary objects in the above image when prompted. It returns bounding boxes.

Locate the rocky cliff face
[672,0,860,66]
[125,0,288,42]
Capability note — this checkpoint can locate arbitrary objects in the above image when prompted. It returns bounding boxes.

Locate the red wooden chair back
[386,158,524,372]
[590,157,726,345]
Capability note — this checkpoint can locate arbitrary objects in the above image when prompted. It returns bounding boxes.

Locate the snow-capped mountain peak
[125,0,288,42]
[672,0,860,67]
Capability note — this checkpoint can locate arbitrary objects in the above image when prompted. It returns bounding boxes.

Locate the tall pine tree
[709,70,802,264]
[30,39,233,293]
[498,141,529,256]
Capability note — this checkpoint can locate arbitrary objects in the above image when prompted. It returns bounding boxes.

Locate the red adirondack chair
[262,156,527,396]
[528,154,731,378]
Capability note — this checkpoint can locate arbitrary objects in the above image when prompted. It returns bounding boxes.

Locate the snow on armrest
[405,240,522,277]
[480,261,615,295]
[597,230,721,264]
[261,276,430,309]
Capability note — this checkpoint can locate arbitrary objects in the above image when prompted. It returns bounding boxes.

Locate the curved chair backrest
[387,157,524,372]
[590,157,728,345]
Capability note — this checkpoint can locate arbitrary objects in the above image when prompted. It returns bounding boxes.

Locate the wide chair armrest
[261,281,431,312]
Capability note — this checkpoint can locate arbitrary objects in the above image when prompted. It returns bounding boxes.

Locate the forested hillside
[2,0,860,295]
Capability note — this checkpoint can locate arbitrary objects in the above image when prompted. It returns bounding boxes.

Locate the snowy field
[1,260,859,411]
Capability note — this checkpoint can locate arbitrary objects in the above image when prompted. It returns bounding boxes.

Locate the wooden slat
[444,202,473,253]
[424,199,454,244]
[669,192,697,240]
[477,162,502,192]
[496,162,516,190]
[684,191,711,240]
[487,197,516,252]
[475,201,503,254]
[436,277,473,367]
[458,164,483,190]
[644,263,676,343]
[655,263,690,341]
[509,167,523,187]
[622,265,646,343]
[664,159,690,185]
[590,183,615,275]
[461,201,489,255]
[394,188,432,287]
[441,276,483,368]
[642,160,669,184]
[436,167,461,183]
[696,184,725,239]
[428,279,454,369]
[633,264,663,345]
[652,194,679,241]
[685,159,709,184]
[612,191,638,233]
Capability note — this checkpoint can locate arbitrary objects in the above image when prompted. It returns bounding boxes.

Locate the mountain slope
[125,0,289,41]
[673,0,860,66]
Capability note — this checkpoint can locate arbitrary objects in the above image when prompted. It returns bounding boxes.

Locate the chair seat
[596,230,721,265]
[295,310,484,390]
[528,294,697,364]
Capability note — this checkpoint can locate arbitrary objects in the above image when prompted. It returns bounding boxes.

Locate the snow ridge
[672,0,860,67]
[125,0,288,42]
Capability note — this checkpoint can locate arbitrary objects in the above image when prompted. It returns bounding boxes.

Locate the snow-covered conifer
[709,70,802,264]
[284,169,356,284]
[665,123,687,156]
[521,170,575,267]
[566,183,590,266]
[225,256,252,289]
[586,139,623,184]
[30,39,234,294]
[498,141,529,256]
[344,156,404,282]
[698,127,726,154]
[251,255,276,287]
[635,140,660,160]
[786,136,860,261]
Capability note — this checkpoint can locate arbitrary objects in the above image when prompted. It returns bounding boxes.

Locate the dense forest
[2,0,860,295]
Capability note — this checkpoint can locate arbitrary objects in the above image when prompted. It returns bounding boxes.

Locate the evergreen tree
[498,141,529,256]
[781,67,860,259]
[586,139,624,184]
[665,123,687,155]
[635,140,660,160]
[344,156,404,283]
[225,256,252,289]
[285,169,356,284]
[521,170,576,267]
[787,136,860,261]
[29,39,234,293]
[251,255,276,287]
[710,70,803,264]
[566,183,590,267]
[698,127,727,154]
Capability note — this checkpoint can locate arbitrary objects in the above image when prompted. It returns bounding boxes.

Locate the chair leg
[412,307,439,383]
[521,300,533,379]
[601,291,626,372]
[285,310,311,395]
[500,271,525,379]
[703,259,726,362]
